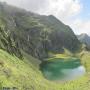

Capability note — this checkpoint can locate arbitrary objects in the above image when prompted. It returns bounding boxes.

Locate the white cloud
[0,0,90,35]
[38,0,82,22]
[0,0,49,11]
[70,19,90,35]
[0,0,82,21]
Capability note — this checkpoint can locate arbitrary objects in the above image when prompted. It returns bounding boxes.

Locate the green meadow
[0,49,90,90]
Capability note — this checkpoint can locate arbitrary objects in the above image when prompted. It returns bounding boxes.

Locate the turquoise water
[40,58,85,81]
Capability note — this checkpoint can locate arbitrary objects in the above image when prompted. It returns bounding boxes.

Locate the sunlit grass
[0,49,90,90]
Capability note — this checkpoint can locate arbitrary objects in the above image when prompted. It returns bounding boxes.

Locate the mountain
[77,33,90,50]
[0,2,81,60]
[0,2,90,90]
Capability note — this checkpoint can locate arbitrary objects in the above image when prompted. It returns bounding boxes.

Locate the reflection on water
[40,58,85,81]
[60,66,85,81]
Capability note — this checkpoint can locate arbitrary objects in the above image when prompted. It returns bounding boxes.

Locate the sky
[0,0,90,35]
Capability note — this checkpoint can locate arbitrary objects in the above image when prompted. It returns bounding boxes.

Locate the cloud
[0,0,82,21]
[70,19,90,35]
[0,0,90,35]
[0,0,49,11]
[38,0,82,22]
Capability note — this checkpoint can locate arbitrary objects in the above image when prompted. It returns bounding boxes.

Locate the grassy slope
[0,49,90,90]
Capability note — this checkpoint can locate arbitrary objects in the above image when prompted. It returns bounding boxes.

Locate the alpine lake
[40,56,86,82]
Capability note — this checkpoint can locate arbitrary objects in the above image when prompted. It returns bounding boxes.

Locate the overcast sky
[0,0,90,35]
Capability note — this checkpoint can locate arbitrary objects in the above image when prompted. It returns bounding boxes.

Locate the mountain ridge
[77,33,90,50]
[0,2,81,60]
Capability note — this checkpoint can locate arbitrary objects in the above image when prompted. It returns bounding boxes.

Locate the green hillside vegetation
[0,21,22,59]
[0,49,90,90]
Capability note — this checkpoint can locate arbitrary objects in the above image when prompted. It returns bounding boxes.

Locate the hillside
[0,38,89,90]
[0,18,22,58]
[0,2,81,60]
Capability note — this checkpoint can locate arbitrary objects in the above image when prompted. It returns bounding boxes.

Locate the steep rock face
[0,2,81,60]
[34,15,81,53]
[0,20,22,58]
